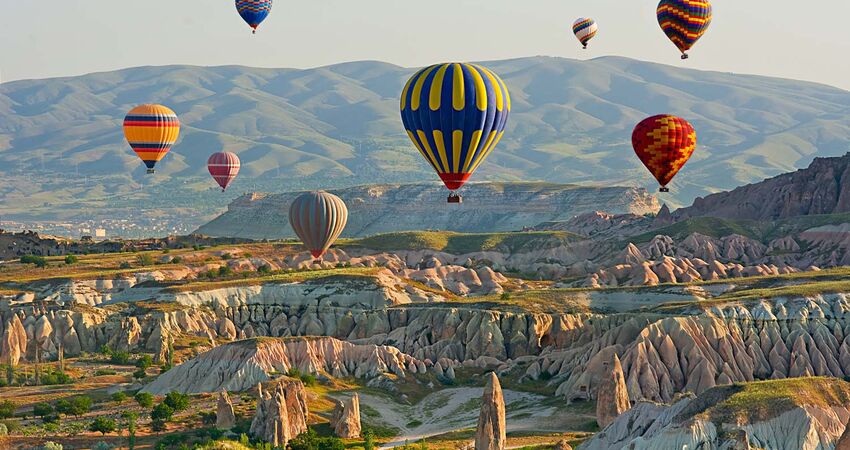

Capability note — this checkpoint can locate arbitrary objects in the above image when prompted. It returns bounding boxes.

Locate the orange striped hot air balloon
[632,115,696,192]
[123,104,180,174]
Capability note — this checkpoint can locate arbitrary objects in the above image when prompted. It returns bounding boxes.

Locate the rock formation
[249,380,308,447]
[196,183,659,240]
[215,391,236,430]
[552,440,572,450]
[837,415,850,450]
[596,354,631,429]
[330,394,361,438]
[474,372,506,450]
[1,315,27,366]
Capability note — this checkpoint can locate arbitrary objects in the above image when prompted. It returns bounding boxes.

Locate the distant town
[0,217,195,240]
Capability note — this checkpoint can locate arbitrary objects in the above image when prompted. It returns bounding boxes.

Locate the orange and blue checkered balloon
[400,63,510,192]
[657,0,712,58]
[236,0,272,34]
[632,115,696,190]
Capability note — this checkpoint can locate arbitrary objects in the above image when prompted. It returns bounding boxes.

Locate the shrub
[163,392,189,412]
[363,430,375,450]
[170,256,183,264]
[38,442,63,450]
[92,443,113,450]
[218,265,233,277]
[136,254,155,266]
[0,423,7,436]
[151,403,174,422]
[64,255,79,264]
[151,418,167,432]
[58,396,92,418]
[99,345,113,356]
[221,254,232,260]
[136,354,154,370]
[119,262,132,269]
[20,255,47,268]
[257,264,272,274]
[89,416,117,435]
[94,369,117,376]
[110,351,131,365]
[135,392,154,408]
[0,400,15,419]
[111,392,128,404]
[133,368,147,380]
[41,369,72,385]
[32,402,54,419]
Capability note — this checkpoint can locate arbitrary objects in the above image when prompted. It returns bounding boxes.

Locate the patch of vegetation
[287,368,317,386]
[350,230,582,254]
[629,217,761,243]
[64,255,78,265]
[20,255,48,268]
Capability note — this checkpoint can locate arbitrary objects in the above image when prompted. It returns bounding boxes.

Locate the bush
[0,423,7,436]
[111,392,128,404]
[221,254,232,260]
[257,264,272,274]
[41,369,72,385]
[363,430,375,450]
[89,416,117,435]
[1,419,21,434]
[163,392,190,412]
[151,418,167,432]
[136,354,154,370]
[135,392,154,408]
[57,396,92,418]
[170,256,183,264]
[119,262,132,269]
[133,368,147,380]
[94,369,117,376]
[110,351,131,365]
[136,254,155,266]
[32,402,54,419]
[151,403,175,422]
[99,345,113,356]
[20,255,47,268]
[64,255,79,264]
[38,442,63,450]
[218,265,233,277]
[92,443,113,450]
[0,400,15,419]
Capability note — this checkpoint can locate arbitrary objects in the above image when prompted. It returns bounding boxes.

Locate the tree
[20,255,47,268]
[136,355,153,370]
[318,437,346,450]
[64,255,78,264]
[151,403,174,422]
[123,411,138,450]
[134,392,154,408]
[288,428,320,450]
[89,416,117,435]
[111,392,128,404]
[33,402,54,419]
[0,400,15,419]
[150,418,167,433]
[363,430,375,450]
[64,396,92,418]
[133,368,147,380]
[54,399,72,416]
[136,254,155,266]
[110,351,131,365]
[163,392,189,412]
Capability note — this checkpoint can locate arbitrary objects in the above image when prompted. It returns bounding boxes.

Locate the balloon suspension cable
[681,53,689,60]
[659,186,670,193]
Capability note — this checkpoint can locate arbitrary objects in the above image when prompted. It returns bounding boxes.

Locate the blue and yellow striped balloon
[236,0,272,34]
[400,63,510,192]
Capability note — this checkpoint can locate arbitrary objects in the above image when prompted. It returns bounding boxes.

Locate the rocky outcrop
[249,380,308,447]
[674,153,850,221]
[1,314,27,365]
[837,414,850,450]
[216,391,236,430]
[330,394,361,438]
[553,440,573,450]
[142,337,427,394]
[596,354,630,429]
[475,373,506,450]
[196,183,659,240]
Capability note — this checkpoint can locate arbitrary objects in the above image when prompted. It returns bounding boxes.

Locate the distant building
[94,228,107,238]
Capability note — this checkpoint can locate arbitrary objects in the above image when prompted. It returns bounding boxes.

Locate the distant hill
[194,182,659,239]
[2,56,850,229]
[674,153,850,221]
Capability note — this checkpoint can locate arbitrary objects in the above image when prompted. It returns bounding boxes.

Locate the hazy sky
[2,0,850,90]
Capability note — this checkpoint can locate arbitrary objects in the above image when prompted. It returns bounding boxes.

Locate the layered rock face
[143,337,427,394]
[250,381,309,447]
[475,373,506,450]
[330,394,361,438]
[675,153,850,221]
[196,183,660,240]
[216,391,236,430]
[595,354,630,429]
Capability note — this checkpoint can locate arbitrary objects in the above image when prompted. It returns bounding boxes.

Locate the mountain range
[2,56,850,229]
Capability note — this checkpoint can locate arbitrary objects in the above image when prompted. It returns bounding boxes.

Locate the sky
[2,0,850,90]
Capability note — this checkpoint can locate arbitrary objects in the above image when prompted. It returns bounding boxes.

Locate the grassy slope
[347,230,583,254]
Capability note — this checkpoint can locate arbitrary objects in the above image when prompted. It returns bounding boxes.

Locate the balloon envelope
[208,152,241,191]
[632,115,696,190]
[657,0,712,57]
[123,104,180,173]
[400,63,510,192]
[289,191,348,259]
[236,0,272,32]
[572,18,598,48]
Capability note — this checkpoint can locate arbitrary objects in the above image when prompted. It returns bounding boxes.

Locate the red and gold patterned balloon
[632,115,696,192]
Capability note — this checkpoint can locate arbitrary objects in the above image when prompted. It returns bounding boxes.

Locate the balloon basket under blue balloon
[146,169,155,174]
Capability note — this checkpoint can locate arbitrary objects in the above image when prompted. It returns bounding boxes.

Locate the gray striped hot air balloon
[289,191,349,261]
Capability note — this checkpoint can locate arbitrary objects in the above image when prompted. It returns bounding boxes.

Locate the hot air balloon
[123,104,180,174]
[632,115,696,192]
[289,191,348,262]
[572,18,598,49]
[400,63,511,203]
[235,0,272,34]
[207,152,241,192]
[657,0,712,59]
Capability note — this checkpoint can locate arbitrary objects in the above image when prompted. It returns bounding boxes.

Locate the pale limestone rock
[330,394,361,438]
[596,353,631,429]
[216,391,236,430]
[474,372,506,450]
